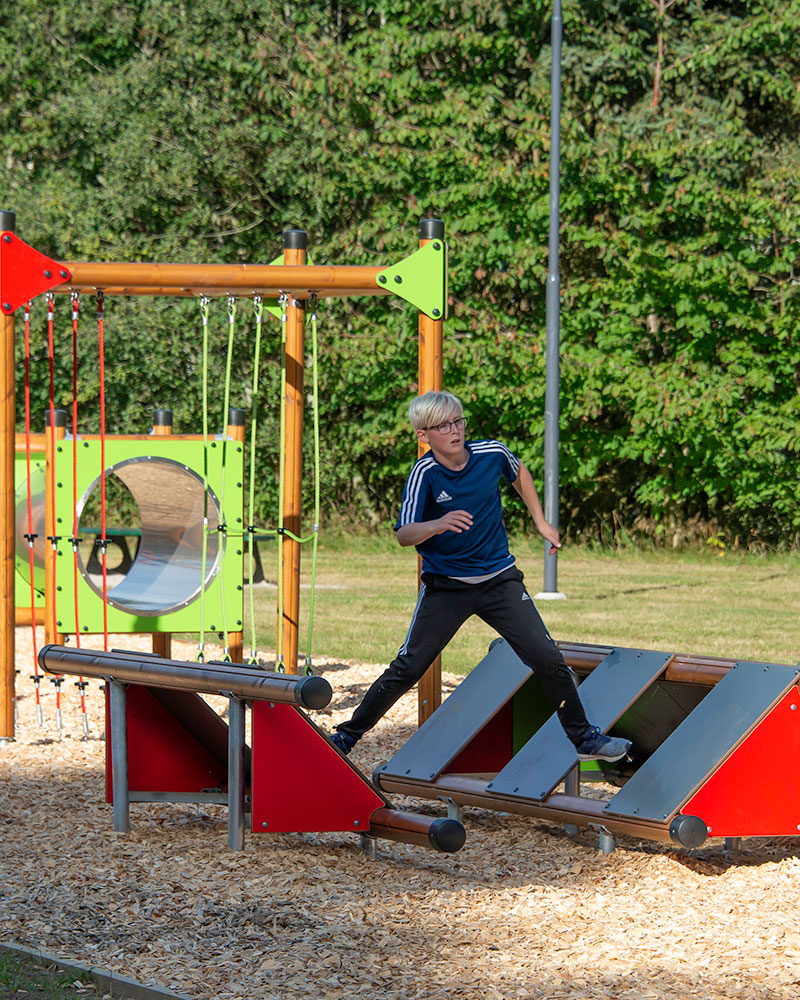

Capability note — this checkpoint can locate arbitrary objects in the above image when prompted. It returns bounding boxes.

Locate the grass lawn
[0,951,106,1000]
[240,533,800,674]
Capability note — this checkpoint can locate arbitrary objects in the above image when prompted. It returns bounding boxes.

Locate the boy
[331,391,631,763]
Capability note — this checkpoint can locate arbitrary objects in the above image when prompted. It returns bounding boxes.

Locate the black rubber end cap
[37,644,56,672]
[152,409,173,427]
[295,675,333,710]
[428,817,466,853]
[45,408,68,427]
[419,218,445,241]
[0,210,16,233]
[282,228,308,250]
[669,814,708,849]
[227,408,246,427]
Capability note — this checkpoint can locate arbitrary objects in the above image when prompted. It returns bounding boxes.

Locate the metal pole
[227,695,246,851]
[0,209,16,741]
[540,1,567,601]
[108,680,130,833]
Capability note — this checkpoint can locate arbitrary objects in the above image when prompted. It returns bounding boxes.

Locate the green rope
[247,296,264,664]
[197,295,211,662]
[303,296,322,675]
[215,295,237,661]
[275,294,288,671]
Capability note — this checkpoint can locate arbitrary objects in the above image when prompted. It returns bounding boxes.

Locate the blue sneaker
[330,731,356,756]
[575,727,632,763]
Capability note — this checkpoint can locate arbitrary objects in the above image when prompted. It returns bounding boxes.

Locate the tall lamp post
[536,0,567,602]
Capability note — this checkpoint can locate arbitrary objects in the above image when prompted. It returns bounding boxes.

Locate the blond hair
[408,391,463,431]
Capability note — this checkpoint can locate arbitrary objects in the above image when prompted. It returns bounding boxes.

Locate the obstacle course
[37,643,466,853]
[374,637,800,851]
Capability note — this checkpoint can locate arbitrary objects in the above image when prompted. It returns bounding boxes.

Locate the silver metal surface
[16,455,222,616]
[109,681,129,833]
[227,696,246,851]
[76,457,221,616]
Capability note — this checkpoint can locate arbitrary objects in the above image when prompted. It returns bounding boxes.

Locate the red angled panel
[683,685,800,838]
[251,701,385,834]
[0,232,70,314]
[444,701,513,775]
[106,685,228,801]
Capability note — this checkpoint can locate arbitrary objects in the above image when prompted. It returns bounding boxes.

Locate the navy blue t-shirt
[394,440,521,577]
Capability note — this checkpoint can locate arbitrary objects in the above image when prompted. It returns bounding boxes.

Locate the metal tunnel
[16,456,222,617]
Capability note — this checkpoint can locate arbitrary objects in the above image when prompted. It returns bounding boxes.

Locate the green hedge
[3,0,799,545]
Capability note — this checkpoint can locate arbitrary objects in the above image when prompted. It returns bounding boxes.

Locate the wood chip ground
[2,629,800,999]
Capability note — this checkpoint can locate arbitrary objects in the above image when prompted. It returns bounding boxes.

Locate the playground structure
[374,637,800,852]
[37,643,465,853]
[5,210,797,859]
[0,211,466,853]
[0,212,449,743]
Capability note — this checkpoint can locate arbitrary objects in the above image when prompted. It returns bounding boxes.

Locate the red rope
[46,293,63,732]
[23,301,42,723]
[71,292,82,648]
[71,293,89,735]
[97,292,109,651]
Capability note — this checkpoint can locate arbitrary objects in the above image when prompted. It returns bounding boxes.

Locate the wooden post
[151,409,172,660]
[416,218,445,726]
[226,408,246,664]
[0,210,16,739]
[277,230,306,673]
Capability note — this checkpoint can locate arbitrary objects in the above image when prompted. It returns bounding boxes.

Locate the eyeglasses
[425,416,468,435]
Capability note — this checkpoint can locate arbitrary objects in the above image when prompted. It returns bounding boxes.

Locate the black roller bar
[37,644,331,710]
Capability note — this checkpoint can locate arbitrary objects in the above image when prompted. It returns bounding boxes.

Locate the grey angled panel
[487,647,673,801]
[375,639,531,782]
[604,660,800,822]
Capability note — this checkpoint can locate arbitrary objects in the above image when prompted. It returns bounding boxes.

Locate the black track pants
[336,566,591,747]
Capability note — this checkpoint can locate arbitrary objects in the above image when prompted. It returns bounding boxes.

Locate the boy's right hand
[436,510,473,534]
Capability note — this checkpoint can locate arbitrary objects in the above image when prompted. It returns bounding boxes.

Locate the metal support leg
[227,695,246,851]
[108,680,129,834]
[563,763,579,837]
[359,834,378,859]
[439,796,464,825]
[724,837,742,852]
[598,826,616,854]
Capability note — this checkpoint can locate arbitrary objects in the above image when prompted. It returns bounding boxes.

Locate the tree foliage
[2,0,798,545]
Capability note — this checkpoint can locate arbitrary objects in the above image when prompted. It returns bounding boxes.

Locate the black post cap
[0,210,16,233]
[419,218,445,241]
[152,409,173,427]
[45,408,68,428]
[227,408,246,427]
[282,229,308,250]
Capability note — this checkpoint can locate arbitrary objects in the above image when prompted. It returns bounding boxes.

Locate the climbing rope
[197,295,211,662]
[96,291,109,653]
[70,291,89,736]
[215,295,238,661]
[22,300,43,726]
[45,291,63,735]
[246,295,266,665]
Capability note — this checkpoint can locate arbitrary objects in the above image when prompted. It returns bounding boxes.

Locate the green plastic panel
[375,240,447,319]
[52,436,243,634]
[14,450,46,607]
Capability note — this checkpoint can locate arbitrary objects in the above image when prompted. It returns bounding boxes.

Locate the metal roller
[367,807,466,853]
[37,644,332,710]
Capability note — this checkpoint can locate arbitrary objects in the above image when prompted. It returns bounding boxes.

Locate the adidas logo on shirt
[436,490,453,503]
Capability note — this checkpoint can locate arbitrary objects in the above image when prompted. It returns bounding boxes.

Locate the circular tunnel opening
[74,456,222,617]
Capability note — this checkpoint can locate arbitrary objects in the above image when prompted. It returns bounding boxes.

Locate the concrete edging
[0,941,196,1000]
